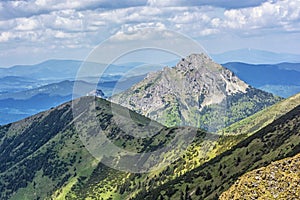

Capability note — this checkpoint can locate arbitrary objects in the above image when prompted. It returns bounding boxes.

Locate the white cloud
[147,0,269,9]
[0,30,40,43]
[222,0,300,32]
[0,0,298,45]
[165,7,222,37]
[54,31,75,39]
[0,19,16,31]
[44,11,83,31]
[0,32,12,42]
[15,17,40,31]
[0,0,148,20]
[0,0,300,66]
[171,11,209,24]
[112,22,167,41]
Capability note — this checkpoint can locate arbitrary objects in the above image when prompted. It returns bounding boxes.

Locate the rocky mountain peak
[174,53,218,71]
[111,54,279,130]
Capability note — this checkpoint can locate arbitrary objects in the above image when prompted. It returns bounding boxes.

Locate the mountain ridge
[0,96,203,199]
[0,92,299,199]
[212,48,300,64]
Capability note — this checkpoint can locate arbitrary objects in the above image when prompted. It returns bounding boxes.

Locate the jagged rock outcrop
[111,53,281,131]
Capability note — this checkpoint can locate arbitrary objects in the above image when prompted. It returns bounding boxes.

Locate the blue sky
[0,0,299,67]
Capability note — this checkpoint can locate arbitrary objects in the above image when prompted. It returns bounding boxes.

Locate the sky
[0,0,300,67]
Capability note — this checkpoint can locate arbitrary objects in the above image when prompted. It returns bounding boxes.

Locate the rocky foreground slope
[220,153,300,199]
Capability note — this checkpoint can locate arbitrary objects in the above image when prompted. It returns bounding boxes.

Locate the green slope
[132,104,300,199]
[0,102,94,200]
[63,132,248,200]
[0,96,247,200]
[221,92,300,136]
[63,93,300,199]
[0,97,205,199]
[1,92,298,200]
[67,93,299,200]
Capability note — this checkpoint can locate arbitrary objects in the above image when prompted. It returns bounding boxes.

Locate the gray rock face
[111,53,279,131]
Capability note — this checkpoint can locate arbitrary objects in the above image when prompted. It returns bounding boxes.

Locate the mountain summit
[173,53,249,99]
[111,53,281,131]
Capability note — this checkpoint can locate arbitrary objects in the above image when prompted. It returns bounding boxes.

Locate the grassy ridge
[1,93,299,200]
[57,94,300,199]
[0,97,215,199]
[221,92,300,136]
[132,105,300,199]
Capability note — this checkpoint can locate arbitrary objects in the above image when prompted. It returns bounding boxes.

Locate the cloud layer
[0,0,299,66]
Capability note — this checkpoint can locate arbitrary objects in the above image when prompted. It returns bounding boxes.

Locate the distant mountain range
[0,80,91,125]
[0,59,159,97]
[0,59,160,82]
[0,74,146,125]
[0,76,50,94]
[0,59,151,125]
[0,55,299,96]
[211,48,300,64]
[223,62,300,97]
